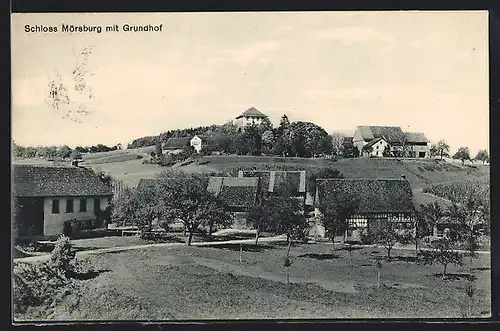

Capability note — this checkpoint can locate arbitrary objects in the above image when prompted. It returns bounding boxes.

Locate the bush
[13,261,77,314]
[360,231,374,245]
[49,235,77,276]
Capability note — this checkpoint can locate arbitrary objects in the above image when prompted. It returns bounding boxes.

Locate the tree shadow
[340,247,364,252]
[68,269,111,280]
[297,253,341,260]
[381,256,418,263]
[207,243,277,252]
[429,273,477,282]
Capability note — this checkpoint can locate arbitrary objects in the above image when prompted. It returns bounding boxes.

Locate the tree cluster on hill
[127,125,220,149]
[13,143,121,160]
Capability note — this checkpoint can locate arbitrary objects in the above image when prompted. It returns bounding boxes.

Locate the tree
[318,191,360,251]
[272,183,308,244]
[430,144,438,158]
[382,145,391,157]
[277,114,290,135]
[393,132,409,157]
[258,117,273,133]
[418,201,444,244]
[69,149,82,161]
[111,187,138,227]
[437,139,450,160]
[453,147,471,165]
[474,149,489,164]
[247,197,274,246]
[243,123,263,156]
[155,172,232,246]
[330,133,346,156]
[418,237,464,279]
[155,140,163,158]
[448,196,489,271]
[373,221,411,260]
[261,130,275,155]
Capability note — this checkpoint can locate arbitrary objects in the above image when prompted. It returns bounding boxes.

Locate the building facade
[314,177,415,241]
[353,125,430,158]
[233,107,269,131]
[13,164,113,239]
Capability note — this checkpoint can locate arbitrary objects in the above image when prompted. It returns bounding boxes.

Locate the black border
[8,0,500,328]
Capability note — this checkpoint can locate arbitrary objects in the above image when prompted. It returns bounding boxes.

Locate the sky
[11,11,489,155]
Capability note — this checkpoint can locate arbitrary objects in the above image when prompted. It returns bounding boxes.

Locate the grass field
[79,152,489,189]
[15,242,490,321]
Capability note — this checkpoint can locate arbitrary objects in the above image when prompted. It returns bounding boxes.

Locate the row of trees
[13,143,122,160]
[129,115,337,158]
[111,169,314,246]
[429,140,489,164]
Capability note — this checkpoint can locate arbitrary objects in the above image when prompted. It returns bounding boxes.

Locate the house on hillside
[362,137,389,157]
[404,132,431,158]
[207,176,261,228]
[353,125,430,158]
[233,107,269,132]
[162,137,191,155]
[314,177,415,241]
[13,164,113,239]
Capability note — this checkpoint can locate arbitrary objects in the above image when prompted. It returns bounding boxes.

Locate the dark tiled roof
[235,107,268,119]
[316,178,414,214]
[238,170,306,194]
[358,126,405,144]
[404,132,429,144]
[207,177,259,208]
[163,137,191,150]
[13,165,113,197]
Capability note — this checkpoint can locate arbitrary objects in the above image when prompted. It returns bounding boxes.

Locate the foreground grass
[14,242,491,321]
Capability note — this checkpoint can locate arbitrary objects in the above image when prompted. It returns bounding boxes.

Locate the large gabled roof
[207,176,260,208]
[404,132,429,144]
[13,164,113,197]
[357,126,405,144]
[315,178,414,214]
[238,170,306,194]
[235,107,268,119]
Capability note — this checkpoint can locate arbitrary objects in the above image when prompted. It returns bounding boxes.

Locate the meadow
[14,242,491,321]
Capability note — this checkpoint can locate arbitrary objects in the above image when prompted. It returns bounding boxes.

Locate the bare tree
[330,132,346,156]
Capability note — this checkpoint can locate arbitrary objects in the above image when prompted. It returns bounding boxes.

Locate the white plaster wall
[43,196,110,236]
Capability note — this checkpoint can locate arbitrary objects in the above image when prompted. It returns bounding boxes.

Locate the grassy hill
[14,150,489,199]
[82,152,488,190]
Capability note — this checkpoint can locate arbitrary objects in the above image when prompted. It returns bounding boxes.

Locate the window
[79,199,87,212]
[52,199,60,214]
[66,199,74,213]
[94,198,101,211]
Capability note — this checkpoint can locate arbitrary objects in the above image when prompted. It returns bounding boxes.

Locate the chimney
[401,174,406,180]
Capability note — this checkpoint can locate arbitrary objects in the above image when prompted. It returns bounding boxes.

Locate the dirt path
[192,256,358,294]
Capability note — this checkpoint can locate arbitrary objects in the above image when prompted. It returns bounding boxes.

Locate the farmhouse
[314,177,415,241]
[353,125,430,158]
[13,164,113,239]
[162,137,191,155]
[233,107,269,131]
[207,176,261,228]
[362,137,389,157]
